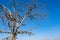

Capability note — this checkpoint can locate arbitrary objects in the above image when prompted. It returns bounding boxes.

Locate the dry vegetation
[0,0,47,40]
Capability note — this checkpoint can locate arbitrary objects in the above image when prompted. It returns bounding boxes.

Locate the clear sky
[0,0,60,40]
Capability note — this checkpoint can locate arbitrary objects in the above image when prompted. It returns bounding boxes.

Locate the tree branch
[0,30,11,34]
[18,31,33,35]
[8,20,12,31]
[0,4,12,16]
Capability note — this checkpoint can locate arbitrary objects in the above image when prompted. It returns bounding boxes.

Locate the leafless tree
[0,0,47,40]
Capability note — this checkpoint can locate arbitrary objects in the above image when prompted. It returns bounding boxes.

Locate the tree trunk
[12,34,16,40]
[11,21,16,40]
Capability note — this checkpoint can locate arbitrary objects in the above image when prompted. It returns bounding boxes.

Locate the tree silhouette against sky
[0,0,47,40]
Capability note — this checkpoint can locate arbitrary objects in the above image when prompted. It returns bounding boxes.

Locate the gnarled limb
[0,30,11,34]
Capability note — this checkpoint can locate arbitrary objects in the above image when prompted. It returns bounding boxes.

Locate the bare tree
[0,0,47,40]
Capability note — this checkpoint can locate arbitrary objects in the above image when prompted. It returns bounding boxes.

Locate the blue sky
[0,0,60,40]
